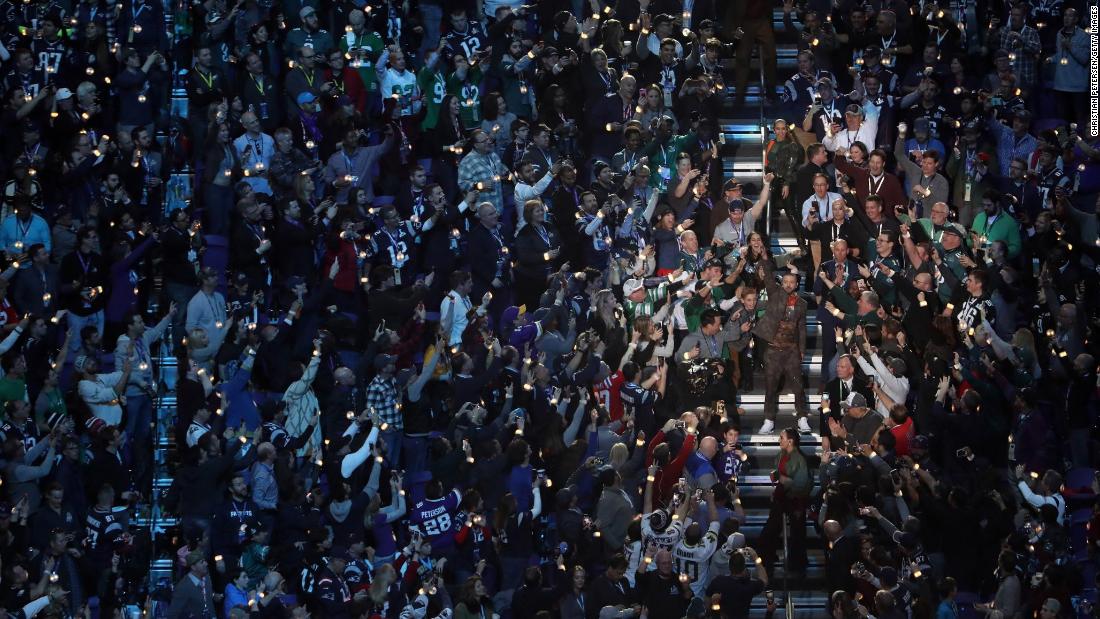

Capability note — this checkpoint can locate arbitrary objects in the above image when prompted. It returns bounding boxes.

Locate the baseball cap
[296,92,317,106]
[299,5,316,19]
[704,258,725,270]
[911,435,930,450]
[539,46,559,59]
[840,392,869,410]
[726,532,746,549]
[892,530,919,548]
[1042,599,1061,614]
[185,550,206,567]
[913,117,930,133]
[46,411,68,431]
[395,367,415,386]
[84,417,108,436]
[723,178,742,192]
[862,45,882,58]
[199,266,219,279]
[648,509,670,531]
[623,278,644,296]
[844,103,863,116]
[374,353,397,370]
[55,88,73,100]
[941,223,966,238]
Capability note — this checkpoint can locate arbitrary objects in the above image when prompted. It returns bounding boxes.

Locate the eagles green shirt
[870,255,902,306]
[829,286,883,329]
[936,248,967,303]
[447,66,484,130]
[641,131,697,191]
[683,283,734,333]
[338,30,384,92]
[624,282,668,327]
[418,66,448,131]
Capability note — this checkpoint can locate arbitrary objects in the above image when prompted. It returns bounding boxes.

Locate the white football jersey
[673,521,720,597]
[642,515,684,551]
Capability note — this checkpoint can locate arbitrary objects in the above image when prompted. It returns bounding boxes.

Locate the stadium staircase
[137,0,189,596]
[718,11,830,618]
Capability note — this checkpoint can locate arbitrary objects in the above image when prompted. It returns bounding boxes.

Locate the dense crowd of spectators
[0,0,1098,618]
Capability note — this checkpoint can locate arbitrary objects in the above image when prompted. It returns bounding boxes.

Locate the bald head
[824,519,843,541]
[699,436,718,458]
[477,202,496,219]
[831,239,849,261]
[334,366,355,385]
[1073,353,1095,375]
[914,272,933,291]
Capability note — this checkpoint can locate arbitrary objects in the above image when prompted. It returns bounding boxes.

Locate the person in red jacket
[645,415,700,508]
[324,49,368,112]
[833,147,907,210]
[321,216,368,303]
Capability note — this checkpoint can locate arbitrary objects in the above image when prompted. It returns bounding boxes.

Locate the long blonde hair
[370,564,396,604]
[610,442,629,471]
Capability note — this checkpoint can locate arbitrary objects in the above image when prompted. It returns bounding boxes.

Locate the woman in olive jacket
[757,427,812,573]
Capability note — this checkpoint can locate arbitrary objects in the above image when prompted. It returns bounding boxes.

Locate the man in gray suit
[676,307,745,409]
[753,262,810,435]
[167,551,216,619]
[595,467,636,554]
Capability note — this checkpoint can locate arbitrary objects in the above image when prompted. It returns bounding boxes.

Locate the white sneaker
[758,420,775,435]
[797,416,812,434]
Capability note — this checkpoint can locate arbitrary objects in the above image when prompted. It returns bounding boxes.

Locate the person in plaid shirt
[366,353,402,466]
[457,128,509,217]
[990,5,1040,90]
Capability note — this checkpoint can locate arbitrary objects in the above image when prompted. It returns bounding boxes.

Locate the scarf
[298,110,323,144]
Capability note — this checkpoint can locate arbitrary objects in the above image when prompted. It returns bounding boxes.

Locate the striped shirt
[624,282,668,325]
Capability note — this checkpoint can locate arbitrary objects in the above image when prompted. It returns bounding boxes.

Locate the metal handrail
[760,53,772,241]
[783,513,795,619]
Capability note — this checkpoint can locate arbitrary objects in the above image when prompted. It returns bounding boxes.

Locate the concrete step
[722,157,766,177]
[737,515,822,540]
